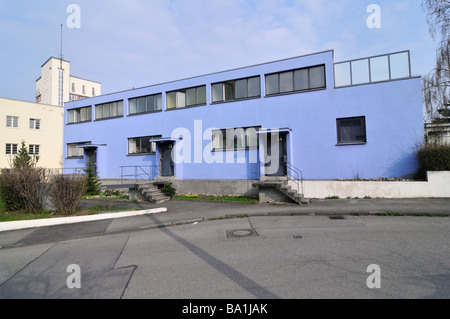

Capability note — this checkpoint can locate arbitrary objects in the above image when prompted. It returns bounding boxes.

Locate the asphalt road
[0,213,449,300]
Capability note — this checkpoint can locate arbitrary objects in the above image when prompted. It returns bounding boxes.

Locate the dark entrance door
[160,142,174,177]
[265,132,287,177]
[85,147,98,174]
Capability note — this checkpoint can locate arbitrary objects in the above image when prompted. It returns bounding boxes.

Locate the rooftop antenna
[60,24,63,68]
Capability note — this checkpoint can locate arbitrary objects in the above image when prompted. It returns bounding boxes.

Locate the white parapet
[294,171,450,199]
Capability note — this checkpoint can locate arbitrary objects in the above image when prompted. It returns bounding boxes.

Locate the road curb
[0,208,167,233]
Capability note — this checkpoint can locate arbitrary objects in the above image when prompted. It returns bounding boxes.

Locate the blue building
[63,50,423,189]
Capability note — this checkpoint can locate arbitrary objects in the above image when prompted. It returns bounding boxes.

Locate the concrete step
[151,196,170,204]
[136,183,170,204]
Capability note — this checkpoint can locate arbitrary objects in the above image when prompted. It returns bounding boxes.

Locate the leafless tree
[422,0,450,122]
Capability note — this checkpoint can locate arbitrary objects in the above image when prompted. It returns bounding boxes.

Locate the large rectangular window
[6,116,19,128]
[96,101,124,120]
[128,136,162,155]
[167,86,206,110]
[337,117,367,145]
[265,65,326,96]
[212,127,260,151]
[68,107,92,124]
[129,94,162,115]
[212,76,261,103]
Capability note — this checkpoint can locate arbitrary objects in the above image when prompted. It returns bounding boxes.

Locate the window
[82,85,86,95]
[6,116,19,128]
[167,86,206,109]
[68,107,92,124]
[128,136,162,155]
[337,117,367,145]
[212,127,260,151]
[67,142,91,158]
[29,145,40,156]
[265,65,326,96]
[72,83,76,92]
[212,76,261,103]
[6,144,18,155]
[69,94,87,101]
[92,87,96,96]
[96,101,123,120]
[129,94,162,115]
[30,119,41,130]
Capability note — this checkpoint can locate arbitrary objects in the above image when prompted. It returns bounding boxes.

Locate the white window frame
[6,144,18,155]
[29,144,40,156]
[6,116,19,128]
[29,118,41,130]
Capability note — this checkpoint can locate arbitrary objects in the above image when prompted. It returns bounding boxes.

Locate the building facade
[425,123,450,145]
[1,97,64,169]
[36,57,101,106]
[63,50,424,183]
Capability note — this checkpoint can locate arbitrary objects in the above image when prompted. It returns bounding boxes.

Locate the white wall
[296,171,450,199]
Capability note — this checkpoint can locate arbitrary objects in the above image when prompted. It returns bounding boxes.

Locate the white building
[425,123,450,145]
[36,57,101,106]
[0,97,64,169]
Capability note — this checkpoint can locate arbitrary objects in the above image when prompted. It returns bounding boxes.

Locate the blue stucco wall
[63,50,424,180]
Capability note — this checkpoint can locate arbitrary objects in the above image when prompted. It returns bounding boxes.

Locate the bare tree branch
[422,0,450,123]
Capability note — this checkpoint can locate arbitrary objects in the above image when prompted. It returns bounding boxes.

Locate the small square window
[337,117,367,145]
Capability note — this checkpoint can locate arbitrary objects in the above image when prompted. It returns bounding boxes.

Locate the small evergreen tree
[84,162,101,195]
[12,140,39,169]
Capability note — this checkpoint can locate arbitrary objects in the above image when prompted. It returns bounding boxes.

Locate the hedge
[417,144,450,177]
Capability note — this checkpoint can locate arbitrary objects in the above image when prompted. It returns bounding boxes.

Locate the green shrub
[417,143,450,178]
[161,182,176,199]
[0,171,25,211]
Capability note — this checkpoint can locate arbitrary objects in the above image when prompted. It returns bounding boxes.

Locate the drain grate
[226,228,259,239]
[329,215,345,220]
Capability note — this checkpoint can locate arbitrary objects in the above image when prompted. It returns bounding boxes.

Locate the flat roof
[70,75,102,85]
[67,49,335,102]
[41,56,71,68]
[0,96,62,109]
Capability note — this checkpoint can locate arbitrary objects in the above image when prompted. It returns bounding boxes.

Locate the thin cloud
[0,0,437,102]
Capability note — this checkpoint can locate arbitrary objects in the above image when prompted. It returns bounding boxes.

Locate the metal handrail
[46,168,86,176]
[280,161,304,196]
[120,165,160,184]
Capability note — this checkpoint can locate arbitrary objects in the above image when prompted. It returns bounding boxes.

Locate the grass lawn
[173,194,258,204]
[0,199,136,223]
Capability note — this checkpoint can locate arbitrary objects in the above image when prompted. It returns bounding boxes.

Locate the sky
[0,0,437,103]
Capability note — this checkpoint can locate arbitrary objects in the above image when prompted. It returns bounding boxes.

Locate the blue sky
[0,0,436,103]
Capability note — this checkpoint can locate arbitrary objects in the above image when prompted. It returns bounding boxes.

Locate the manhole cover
[226,229,259,239]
